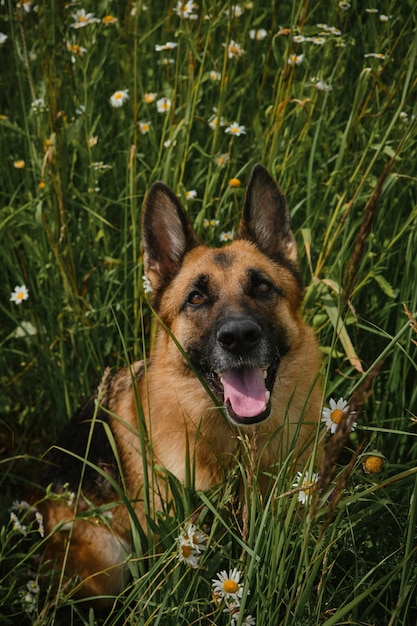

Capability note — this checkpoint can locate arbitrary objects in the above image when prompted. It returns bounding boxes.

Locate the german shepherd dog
[36,165,321,606]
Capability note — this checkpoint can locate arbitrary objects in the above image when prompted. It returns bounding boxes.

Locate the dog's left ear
[142,182,199,291]
[238,164,298,265]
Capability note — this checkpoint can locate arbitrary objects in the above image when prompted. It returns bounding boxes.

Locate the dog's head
[142,165,305,427]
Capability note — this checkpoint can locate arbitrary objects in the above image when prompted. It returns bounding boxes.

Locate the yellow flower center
[181,544,192,558]
[363,455,385,474]
[331,408,345,424]
[223,579,238,594]
[229,178,241,187]
[78,16,88,23]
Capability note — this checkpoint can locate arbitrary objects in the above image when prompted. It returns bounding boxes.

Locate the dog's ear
[142,182,199,291]
[238,164,298,265]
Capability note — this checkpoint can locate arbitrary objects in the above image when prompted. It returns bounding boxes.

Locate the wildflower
[158,57,175,66]
[35,511,45,537]
[209,115,219,130]
[10,284,29,305]
[228,177,241,187]
[163,139,177,148]
[178,539,200,568]
[0,32,8,45]
[143,92,157,104]
[364,52,385,60]
[102,15,118,26]
[321,397,357,434]
[90,162,112,171]
[156,97,171,113]
[220,230,234,242]
[225,601,255,625]
[181,523,207,553]
[66,42,87,58]
[293,35,306,43]
[110,89,129,108]
[17,0,32,12]
[312,36,326,45]
[13,159,26,169]
[215,153,230,168]
[287,53,304,66]
[212,568,244,602]
[225,122,246,136]
[20,579,40,614]
[186,189,197,199]
[365,7,378,13]
[142,276,153,294]
[177,523,207,568]
[88,135,98,147]
[225,40,244,58]
[363,454,385,475]
[328,26,342,35]
[338,1,351,10]
[139,121,151,134]
[10,511,28,536]
[11,500,35,513]
[312,79,332,92]
[209,70,221,81]
[292,471,319,504]
[155,41,178,52]
[249,28,268,40]
[203,218,219,227]
[70,8,100,28]
[174,1,198,19]
[379,14,392,22]
[399,111,409,123]
[229,4,244,18]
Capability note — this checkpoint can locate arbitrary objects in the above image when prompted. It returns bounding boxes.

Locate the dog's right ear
[142,182,199,292]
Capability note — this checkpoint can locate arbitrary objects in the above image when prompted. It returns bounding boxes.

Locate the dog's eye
[187,291,206,306]
[255,281,273,296]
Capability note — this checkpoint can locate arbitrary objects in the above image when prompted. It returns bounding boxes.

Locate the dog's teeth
[263,369,268,379]
[265,390,270,404]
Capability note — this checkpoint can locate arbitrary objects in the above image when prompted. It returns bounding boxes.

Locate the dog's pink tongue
[221,367,267,418]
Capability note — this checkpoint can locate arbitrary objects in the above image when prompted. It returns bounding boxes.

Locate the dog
[36,164,322,606]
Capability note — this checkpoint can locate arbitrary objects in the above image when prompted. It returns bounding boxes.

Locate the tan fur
[36,165,322,607]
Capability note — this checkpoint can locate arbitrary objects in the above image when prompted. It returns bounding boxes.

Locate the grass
[1,0,417,624]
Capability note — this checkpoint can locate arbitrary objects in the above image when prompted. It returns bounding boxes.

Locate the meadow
[1,0,417,624]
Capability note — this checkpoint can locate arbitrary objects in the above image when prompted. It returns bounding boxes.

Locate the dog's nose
[217,318,262,353]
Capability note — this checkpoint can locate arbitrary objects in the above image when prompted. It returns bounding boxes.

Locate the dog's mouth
[209,365,275,426]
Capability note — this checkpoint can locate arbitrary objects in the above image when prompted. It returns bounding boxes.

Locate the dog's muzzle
[208,317,278,426]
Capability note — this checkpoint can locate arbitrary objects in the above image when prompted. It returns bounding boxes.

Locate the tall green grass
[1,1,416,624]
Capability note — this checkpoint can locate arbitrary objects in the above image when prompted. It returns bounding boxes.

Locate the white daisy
[292,471,319,504]
[249,28,268,41]
[139,121,151,134]
[70,9,100,29]
[155,41,178,51]
[10,284,29,305]
[287,53,304,66]
[225,121,246,136]
[225,40,244,58]
[212,568,243,602]
[110,89,129,108]
[156,97,171,113]
[321,397,357,434]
